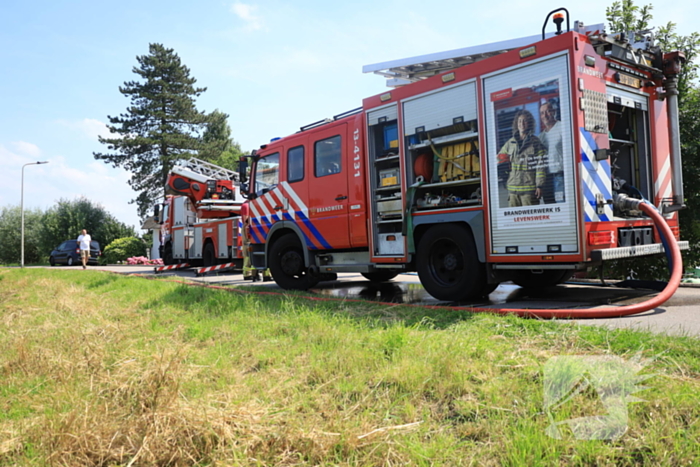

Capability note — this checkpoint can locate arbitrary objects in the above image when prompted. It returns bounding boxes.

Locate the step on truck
[238,9,689,301]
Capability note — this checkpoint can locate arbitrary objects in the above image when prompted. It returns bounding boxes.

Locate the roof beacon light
[541,8,569,40]
[554,13,565,35]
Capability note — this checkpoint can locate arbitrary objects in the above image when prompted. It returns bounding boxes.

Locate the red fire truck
[240,10,689,301]
[156,158,245,274]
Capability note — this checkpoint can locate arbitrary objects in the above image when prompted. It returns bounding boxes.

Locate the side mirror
[154,204,160,223]
[238,159,249,184]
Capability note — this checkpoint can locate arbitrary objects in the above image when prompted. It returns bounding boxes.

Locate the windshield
[254,152,280,196]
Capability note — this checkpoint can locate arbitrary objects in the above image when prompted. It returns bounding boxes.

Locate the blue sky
[2,0,697,231]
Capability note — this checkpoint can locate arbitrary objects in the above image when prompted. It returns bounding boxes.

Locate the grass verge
[0,268,698,466]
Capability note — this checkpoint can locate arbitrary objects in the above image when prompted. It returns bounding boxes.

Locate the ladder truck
[155,157,246,276]
[239,9,689,301]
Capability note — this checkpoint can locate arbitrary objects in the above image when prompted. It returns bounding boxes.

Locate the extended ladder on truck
[167,157,244,218]
[174,157,238,181]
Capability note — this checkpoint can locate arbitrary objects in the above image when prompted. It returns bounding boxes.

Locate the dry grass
[1,268,699,466]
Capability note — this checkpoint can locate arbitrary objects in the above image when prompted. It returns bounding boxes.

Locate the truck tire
[416,224,486,302]
[361,271,399,283]
[512,270,572,289]
[203,243,217,267]
[163,244,174,266]
[269,234,319,290]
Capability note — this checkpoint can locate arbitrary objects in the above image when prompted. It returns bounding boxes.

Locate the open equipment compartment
[367,104,405,256]
[402,80,482,212]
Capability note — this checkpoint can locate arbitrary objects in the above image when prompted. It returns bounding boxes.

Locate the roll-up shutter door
[403,82,477,134]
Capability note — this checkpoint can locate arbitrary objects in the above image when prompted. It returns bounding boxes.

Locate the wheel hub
[280,250,303,276]
[443,252,458,271]
[429,240,464,284]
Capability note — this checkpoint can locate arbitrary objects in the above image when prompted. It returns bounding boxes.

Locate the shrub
[101,237,147,265]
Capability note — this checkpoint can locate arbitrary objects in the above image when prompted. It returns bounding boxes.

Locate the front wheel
[49,256,56,266]
[268,234,319,290]
[416,224,486,301]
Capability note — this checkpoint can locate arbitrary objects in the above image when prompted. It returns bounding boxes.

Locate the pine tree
[199,109,245,170]
[200,109,233,160]
[94,43,208,218]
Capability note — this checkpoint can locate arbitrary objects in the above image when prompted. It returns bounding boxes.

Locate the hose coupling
[613,193,644,212]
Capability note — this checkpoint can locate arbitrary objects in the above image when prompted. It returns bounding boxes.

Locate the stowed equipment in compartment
[406,120,483,211]
[431,138,480,183]
[367,104,406,255]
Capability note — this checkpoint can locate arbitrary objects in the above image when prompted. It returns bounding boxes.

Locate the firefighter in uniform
[240,201,271,281]
[498,109,547,207]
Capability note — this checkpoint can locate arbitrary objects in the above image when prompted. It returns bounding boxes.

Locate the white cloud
[11,141,42,158]
[230,2,262,31]
[79,118,114,140]
[0,144,142,230]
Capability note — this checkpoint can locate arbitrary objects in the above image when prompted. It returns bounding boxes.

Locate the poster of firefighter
[488,68,574,231]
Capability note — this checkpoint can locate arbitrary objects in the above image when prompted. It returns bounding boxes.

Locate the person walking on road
[77,229,91,269]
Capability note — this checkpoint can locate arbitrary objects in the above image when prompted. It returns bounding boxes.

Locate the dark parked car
[49,240,101,266]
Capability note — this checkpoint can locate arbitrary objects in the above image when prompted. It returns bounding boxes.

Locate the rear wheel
[512,270,572,289]
[67,256,74,266]
[202,243,217,267]
[361,271,399,283]
[416,224,486,301]
[268,234,319,290]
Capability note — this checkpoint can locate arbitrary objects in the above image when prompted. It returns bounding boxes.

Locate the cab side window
[315,135,341,177]
[288,146,305,182]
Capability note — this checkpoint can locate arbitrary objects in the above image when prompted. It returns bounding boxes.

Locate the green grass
[0,268,698,466]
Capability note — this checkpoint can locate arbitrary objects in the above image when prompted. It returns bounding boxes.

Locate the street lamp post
[21,161,49,267]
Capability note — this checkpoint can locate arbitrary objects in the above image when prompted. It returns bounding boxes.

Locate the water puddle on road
[309,280,523,307]
[307,279,654,309]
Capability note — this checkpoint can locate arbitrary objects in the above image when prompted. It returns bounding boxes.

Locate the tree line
[0,198,136,265]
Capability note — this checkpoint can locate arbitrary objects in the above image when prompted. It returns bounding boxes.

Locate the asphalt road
[36,264,700,338]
